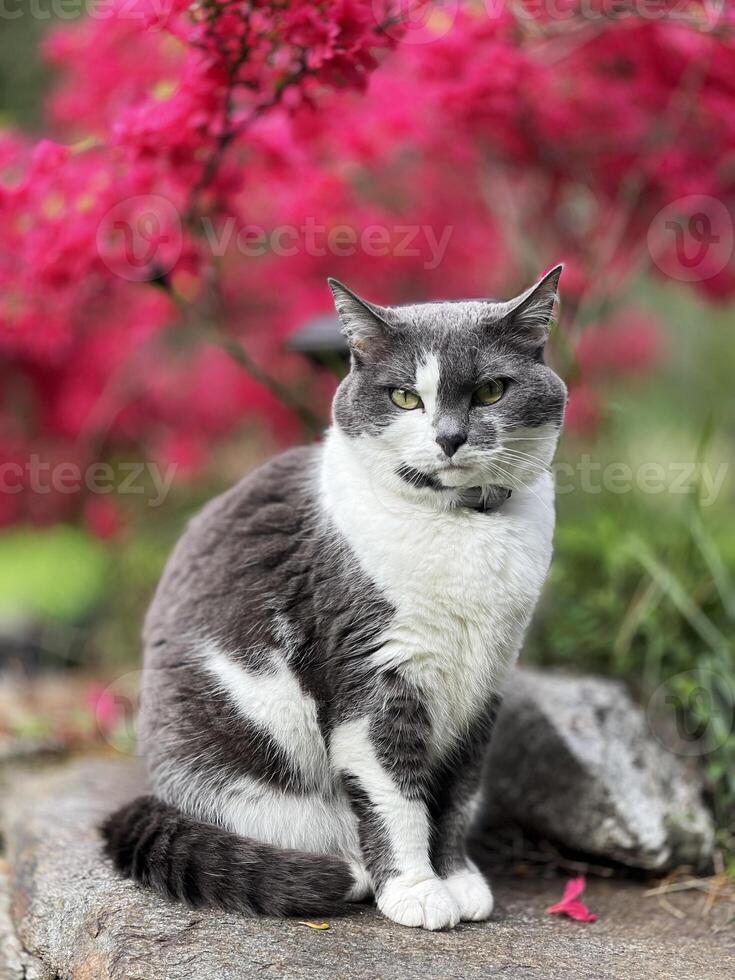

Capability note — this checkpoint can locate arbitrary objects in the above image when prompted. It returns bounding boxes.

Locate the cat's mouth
[396,462,512,507]
[396,462,475,492]
[434,462,476,488]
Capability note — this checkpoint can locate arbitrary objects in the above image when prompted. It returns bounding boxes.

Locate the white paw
[346,861,373,902]
[444,867,494,922]
[378,876,460,931]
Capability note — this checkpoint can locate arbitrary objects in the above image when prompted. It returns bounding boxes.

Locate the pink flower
[547,877,598,924]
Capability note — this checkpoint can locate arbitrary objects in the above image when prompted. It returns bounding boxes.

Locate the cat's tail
[100,795,356,916]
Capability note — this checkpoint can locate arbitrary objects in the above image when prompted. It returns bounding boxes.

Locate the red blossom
[1,1,733,523]
[84,497,125,541]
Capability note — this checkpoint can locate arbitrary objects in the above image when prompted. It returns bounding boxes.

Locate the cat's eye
[389,388,422,411]
[473,380,505,406]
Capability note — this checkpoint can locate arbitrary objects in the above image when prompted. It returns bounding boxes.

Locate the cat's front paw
[377,875,460,931]
[443,867,494,922]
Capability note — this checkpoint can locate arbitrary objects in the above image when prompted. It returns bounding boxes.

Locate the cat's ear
[328,278,394,361]
[504,264,563,347]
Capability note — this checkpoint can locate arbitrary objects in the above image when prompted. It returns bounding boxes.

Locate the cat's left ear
[504,264,563,348]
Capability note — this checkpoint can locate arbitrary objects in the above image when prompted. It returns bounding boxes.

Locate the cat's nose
[436,430,467,458]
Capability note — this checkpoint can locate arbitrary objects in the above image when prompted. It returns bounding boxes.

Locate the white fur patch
[321,427,556,752]
[414,351,440,419]
[330,716,434,878]
[203,647,329,790]
[218,775,362,857]
[346,861,373,901]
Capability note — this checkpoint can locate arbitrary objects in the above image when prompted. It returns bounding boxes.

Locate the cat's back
[143,444,321,651]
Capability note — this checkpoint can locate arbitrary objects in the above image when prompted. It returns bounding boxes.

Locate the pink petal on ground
[547,876,598,923]
[562,877,587,902]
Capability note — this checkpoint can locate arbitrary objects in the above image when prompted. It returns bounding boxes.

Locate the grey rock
[3,757,732,980]
[1,865,50,980]
[483,669,716,871]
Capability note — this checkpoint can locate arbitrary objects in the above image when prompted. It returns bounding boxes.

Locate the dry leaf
[297,921,330,930]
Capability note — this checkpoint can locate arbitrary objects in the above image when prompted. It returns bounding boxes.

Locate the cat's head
[328,268,567,505]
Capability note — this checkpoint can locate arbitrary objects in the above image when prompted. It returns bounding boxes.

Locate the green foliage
[0,16,51,129]
[92,478,231,664]
[0,525,109,621]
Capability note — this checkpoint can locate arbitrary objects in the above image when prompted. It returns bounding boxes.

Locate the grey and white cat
[102,266,566,931]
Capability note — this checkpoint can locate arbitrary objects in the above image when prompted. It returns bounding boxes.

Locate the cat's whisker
[484,459,548,508]
[504,435,559,442]
[489,452,549,474]
[498,447,546,465]
[496,453,550,474]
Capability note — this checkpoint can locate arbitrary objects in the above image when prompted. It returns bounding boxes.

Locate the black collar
[455,486,512,513]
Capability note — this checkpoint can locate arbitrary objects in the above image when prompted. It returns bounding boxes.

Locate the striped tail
[101,795,355,916]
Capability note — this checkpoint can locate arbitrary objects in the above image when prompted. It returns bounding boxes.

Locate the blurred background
[0,1,733,868]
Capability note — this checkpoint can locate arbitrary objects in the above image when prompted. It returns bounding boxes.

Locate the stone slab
[2,757,732,980]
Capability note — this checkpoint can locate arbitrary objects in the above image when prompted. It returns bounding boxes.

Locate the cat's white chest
[321,435,556,749]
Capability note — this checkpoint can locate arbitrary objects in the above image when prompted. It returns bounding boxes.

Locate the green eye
[473,380,505,406]
[389,388,422,411]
